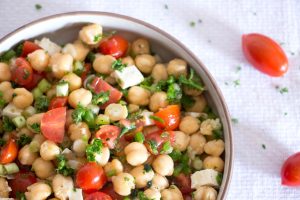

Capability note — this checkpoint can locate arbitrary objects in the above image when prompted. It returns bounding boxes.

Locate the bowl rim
[0,11,233,199]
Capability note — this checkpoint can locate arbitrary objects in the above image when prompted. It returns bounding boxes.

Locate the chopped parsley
[72,104,95,126]
[137,191,152,200]
[164,4,168,9]
[16,192,26,200]
[106,169,117,177]
[56,154,74,176]
[92,91,110,106]
[213,129,223,140]
[233,79,240,87]
[35,4,42,10]
[167,83,182,103]
[86,139,103,162]
[30,123,40,133]
[149,115,164,123]
[216,173,223,185]
[2,116,15,132]
[148,140,158,155]
[170,150,191,176]
[181,94,195,109]
[134,132,145,143]
[161,141,173,154]
[190,21,196,27]
[262,144,266,149]
[279,87,289,94]
[119,124,136,138]
[112,59,127,71]
[179,69,204,91]
[169,149,182,161]
[17,134,32,147]
[86,52,96,63]
[0,50,16,63]
[93,34,102,42]
[0,91,6,107]
[34,95,49,112]
[231,118,239,124]
[144,164,152,173]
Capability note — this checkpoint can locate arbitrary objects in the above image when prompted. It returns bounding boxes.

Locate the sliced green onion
[83,109,95,128]
[3,163,19,174]
[134,132,145,143]
[73,61,84,76]
[56,82,69,97]
[22,106,36,118]
[0,50,16,63]
[0,164,5,175]
[37,79,51,93]
[95,114,110,125]
[32,88,43,99]
[12,116,26,128]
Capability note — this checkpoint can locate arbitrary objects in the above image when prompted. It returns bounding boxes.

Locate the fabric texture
[0,0,300,199]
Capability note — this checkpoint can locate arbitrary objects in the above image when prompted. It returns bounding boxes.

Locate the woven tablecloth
[1,0,300,199]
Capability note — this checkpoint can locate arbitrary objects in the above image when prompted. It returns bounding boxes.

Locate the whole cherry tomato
[12,57,33,86]
[99,35,128,58]
[281,152,300,186]
[242,33,288,77]
[21,41,41,57]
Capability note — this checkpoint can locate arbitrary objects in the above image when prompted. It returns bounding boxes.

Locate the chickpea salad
[0,23,225,200]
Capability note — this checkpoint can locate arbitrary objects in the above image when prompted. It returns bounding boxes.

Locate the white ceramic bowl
[0,11,233,199]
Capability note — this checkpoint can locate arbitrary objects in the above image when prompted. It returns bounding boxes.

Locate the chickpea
[144,188,161,200]
[111,172,135,196]
[127,86,150,106]
[18,145,38,165]
[179,116,200,135]
[183,86,203,96]
[68,122,91,141]
[0,62,11,82]
[122,56,135,65]
[131,38,150,55]
[72,139,88,157]
[130,165,154,188]
[62,40,90,61]
[192,157,203,170]
[93,55,116,74]
[79,24,103,45]
[46,86,56,99]
[173,131,190,151]
[0,177,11,197]
[52,174,74,200]
[151,64,168,83]
[29,134,46,152]
[0,81,14,102]
[104,103,128,122]
[149,92,168,112]
[135,54,156,74]
[203,156,224,172]
[32,157,55,179]
[95,146,110,166]
[152,155,174,176]
[17,127,34,138]
[128,104,139,113]
[12,88,34,109]
[68,88,92,108]
[167,58,187,78]
[104,159,123,178]
[200,118,221,136]
[25,182,52,200]
[27,113,44,133]
[193,186,217,200]
[40,140,61,160]
[61,73,82,91]
[27,49,50,72]
[151,173,169,191]
[186,95,207,113]
[204,139,225,157]
[189,133,206,155]
[125,142,149,166]
[50,53,73,78]
[161,185,184,200]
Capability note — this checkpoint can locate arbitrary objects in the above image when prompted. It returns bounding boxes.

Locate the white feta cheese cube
[191,169,220,188]
[113,65,144,89]
[35,37,62,55]
[2,103,24,119]
[69,188,83,200]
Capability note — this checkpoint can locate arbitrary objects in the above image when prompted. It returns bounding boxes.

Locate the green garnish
[181,94,195,109]
[144,164,152,173]
[167,83,182,103]
[0,50,16,63]
[137,191,152,200]
[16,192,26,200]
[30,123,40,133]
[262,144,266,149]
[213,129,223,140]
[35,4,42,10]
[15,43,24,56]
[0,91,6,107]
[86,139,103,162]
[106,169,117,177]
[179,69,204,91]
[56,154,74,176]
[279,87,289,94]
[134,132,145,143]
[92,91,110,106]
[17,134,32,147]
[190,21,196,27]
[72,104,95,127]
[94,34,102,42]
[149,115,164,123]
[148,140,158,154]
[124,176,130,182]
[112,59,127,71]
[216,173,223,185]
[233,79,240,87]
[161,141,172,154]
[34,95,49,112]
[2,116,15,132]
[169,149,182,161]
[231,118,238,124]
[86,52,96,63]
[170,150,191,176]
[119,124,136,138]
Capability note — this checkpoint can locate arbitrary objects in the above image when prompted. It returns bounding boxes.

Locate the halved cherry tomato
[12,57,33,86]
[81,63,91,81]
[9,170,37,197]
[242,33,288,77]
[173,173,193,194]
[99,35,128,59]
[124,120,144,141]
[24,71,46,90]
[48,97,68,110]
[281,152,300,186]
[144,129,175,155]
[85,192,112,200]
[95,125,121,149]
[101,183,122,200]
[41,107,66,143]
[0,138,18,164]
[90,77,122,109]
[153,105,181,131]
[76,162,107,192]
[21,41,41,57]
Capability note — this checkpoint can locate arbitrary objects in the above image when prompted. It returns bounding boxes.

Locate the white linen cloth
[0,0,300,199]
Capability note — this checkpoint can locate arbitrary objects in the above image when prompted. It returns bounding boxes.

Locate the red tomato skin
[242,33,288,77]
[99,35,128,59]
[12,57,33,86]
[124,120,144,141]
[154,105,181,131]
[81,63,91,81]
[281,152,300,186]
[41,107,66,143]
[48,97,68,110]
[145,129,175,155]
[95,125,121,149]
[76,162,107,192]
[173,173,193,194]
[90,77,122,109]
[0,138,18,164]
[24,71,45,90]
[21,41,41,57]
[100,184,123,200]
[84,192,112,200]
[9,171,37,197]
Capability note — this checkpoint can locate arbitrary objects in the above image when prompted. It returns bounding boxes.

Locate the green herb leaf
[0,50,16,63]
[167,83,182,103]
[0,91,6,107]
[181,94,195,109]
[190,21,196,27]
[112,59,127,71]
[216,173,223,185]
[35,4,42,10]
[2,116,15,132]
[149,115,164,123]
[106,169,117,177]
[169,149,182,161]
[213,129,223,139]
[34,95,49,112]
[144,164,152,173]
[30,123,40,133]
[233,79,240,87]
[86,139,103,162]
[16,192,26,200]
[148,140,158,154]
[119,124,136,138]
[92,91,110,106]
[56,154,74,176]
[279,87,288,94]
[86,52,96,63]
[161,141,173,154]
[134,132,145,143]
[94,34,102,42]
[179,69,204,91]
[17,134,32,147]
[72,104,87,124]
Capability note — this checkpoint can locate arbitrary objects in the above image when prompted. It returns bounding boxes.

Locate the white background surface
[1,0,300,199]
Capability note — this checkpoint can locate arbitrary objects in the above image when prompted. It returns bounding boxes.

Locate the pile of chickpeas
[0,23,225,200]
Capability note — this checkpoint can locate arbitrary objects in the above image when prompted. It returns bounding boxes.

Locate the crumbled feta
[113,65,144,89]
[69,188,83,200]
[191,169,219,188]
[2,103,23,119]
[35,37,62,55]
